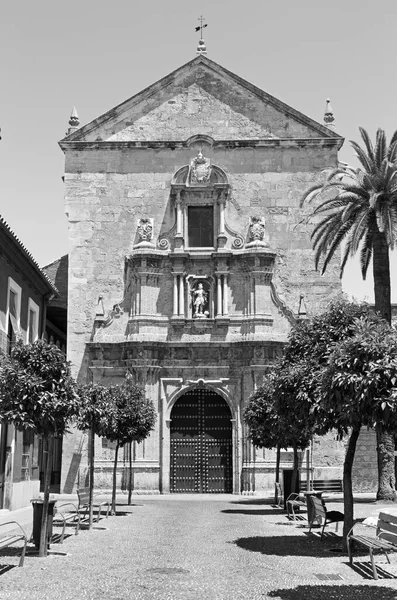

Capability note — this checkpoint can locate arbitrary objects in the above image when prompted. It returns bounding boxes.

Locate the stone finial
[134,218,155,248]
[67,106,80,135]
[246,216,269,248]
[197,38,207,55]
[297,294,307,319]
[323,99,335,130]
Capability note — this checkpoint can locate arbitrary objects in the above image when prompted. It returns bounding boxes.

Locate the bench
[300,479,343,493]
[53,502,80,543]
[347,512,397,580]
[308,496,344,540]
[0,521,28,567]
[286,493,306,520]
[77,487,110,523]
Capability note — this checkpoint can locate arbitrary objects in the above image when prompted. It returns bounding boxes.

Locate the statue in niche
[192,282,209,318]
[246,216,269,248]
[189,149,211,185]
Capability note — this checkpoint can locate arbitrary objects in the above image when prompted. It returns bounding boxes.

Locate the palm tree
[301,127,397,501]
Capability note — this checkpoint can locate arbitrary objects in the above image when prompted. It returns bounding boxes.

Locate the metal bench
[77,487,110,523]
[308,496,344,539]
[53,502,80,543]
[286,493,306,520]
[0,521,28,567]
[347,512,397,580]
[300,479,343,493]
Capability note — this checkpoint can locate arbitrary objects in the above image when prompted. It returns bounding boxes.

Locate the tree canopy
[0,340,78,434]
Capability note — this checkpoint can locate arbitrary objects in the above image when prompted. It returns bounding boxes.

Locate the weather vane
[195,15,208,55]
[195,15,208,39]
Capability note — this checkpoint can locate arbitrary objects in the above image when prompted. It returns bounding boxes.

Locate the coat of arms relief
[188,149,212,185]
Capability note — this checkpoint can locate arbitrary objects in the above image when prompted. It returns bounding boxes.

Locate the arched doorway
[170,389,233,493]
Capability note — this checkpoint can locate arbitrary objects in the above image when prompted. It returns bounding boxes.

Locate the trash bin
[31,498,56,549]
[282,469,300,510]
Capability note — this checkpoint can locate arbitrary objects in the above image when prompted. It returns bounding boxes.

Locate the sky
[1,0,396,301]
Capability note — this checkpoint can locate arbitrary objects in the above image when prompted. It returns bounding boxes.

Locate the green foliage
[102,374,156,447]
[76,383,115,436]
[244,375,279,448]
[244,299,378,448]
[301,127,397,279]
[322,316,397,435]
[0,340,78,435]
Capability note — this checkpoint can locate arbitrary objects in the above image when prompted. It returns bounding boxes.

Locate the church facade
[59,54,351,496]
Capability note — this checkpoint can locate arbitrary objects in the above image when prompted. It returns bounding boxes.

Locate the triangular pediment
[61,56,342,144]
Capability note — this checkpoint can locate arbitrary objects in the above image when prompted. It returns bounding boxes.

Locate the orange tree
[245,373,312,501]
[301,128,397,500]
[322,316,397,542]
[101,374,156,514]
[76,383,114,528]
[0,340,78,556]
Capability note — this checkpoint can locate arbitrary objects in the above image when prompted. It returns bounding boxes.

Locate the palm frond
[388,131,397,157]
[350,140,372,173]
[300,184,323,206]
[349,211,371,253]
[358,127,375,165]
[374,129,387,167]
[359,231,373,280]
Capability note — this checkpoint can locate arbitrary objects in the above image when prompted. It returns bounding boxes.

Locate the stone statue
[193,283,208,317]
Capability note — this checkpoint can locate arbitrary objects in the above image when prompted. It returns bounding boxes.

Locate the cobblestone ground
[1,496,397,599]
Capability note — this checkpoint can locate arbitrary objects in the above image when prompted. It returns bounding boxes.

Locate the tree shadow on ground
[268,584,397,599]
[232,535,340,557]
[230,498,272,505]
[222,508,287,516]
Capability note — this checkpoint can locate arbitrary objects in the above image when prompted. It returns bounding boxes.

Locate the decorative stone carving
[188,150,211,185]
[134,218,155,248]
[246,216,269,248]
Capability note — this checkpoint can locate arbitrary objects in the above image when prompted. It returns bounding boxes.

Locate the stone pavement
[1,494,397,599]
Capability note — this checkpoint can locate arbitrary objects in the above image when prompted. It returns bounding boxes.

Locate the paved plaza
[1,495,397,599]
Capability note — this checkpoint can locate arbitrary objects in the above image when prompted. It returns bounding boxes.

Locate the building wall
[0,236,50,509]
[61,59,346,495]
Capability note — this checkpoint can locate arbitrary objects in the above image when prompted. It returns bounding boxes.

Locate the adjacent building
[0,216,58,509]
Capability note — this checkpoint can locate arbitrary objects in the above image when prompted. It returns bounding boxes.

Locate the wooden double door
[170,389,233,493]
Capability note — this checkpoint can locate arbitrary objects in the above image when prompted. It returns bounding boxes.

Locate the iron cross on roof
[195,15,208,39]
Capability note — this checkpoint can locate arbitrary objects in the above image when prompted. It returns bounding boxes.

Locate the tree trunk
[111,442,119,516]
[291,445,299,495]
[88,427,95,529]
[342,426,361,551]
[128,442,134,505]
[274,444,281,504]
[39,434,54,557]
[376,426,396,501]
[372,228,395,500]
[372,227,391,324]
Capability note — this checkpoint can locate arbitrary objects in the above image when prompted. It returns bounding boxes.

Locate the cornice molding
[59,137,343,152]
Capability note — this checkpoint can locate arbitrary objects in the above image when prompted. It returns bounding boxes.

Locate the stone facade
[60,55,348,495]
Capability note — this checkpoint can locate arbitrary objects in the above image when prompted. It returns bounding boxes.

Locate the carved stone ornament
[134,218,155,248]
[189,150,211,185]
[246,216,269,248]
